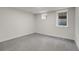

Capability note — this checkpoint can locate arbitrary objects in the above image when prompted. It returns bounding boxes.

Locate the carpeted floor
[0,33,78,51]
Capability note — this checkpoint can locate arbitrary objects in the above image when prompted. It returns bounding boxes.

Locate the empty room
[0,7,79,51]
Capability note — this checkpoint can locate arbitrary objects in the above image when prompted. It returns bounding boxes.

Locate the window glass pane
[56,10,68,27]
[58,12,67,19]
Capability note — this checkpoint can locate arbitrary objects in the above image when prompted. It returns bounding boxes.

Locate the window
[41,13,47,20]
[56,9,68,27]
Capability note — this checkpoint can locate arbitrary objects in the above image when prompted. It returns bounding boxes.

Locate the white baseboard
[0,32,74,43]
[75,38,79,49]
[36,32,74,40]
[0,32,35,43]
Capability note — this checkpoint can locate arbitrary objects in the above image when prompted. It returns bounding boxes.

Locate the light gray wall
[36,8,75,40]
[75,7,79,49]
[0,7,75,42]
[0,8,35,42]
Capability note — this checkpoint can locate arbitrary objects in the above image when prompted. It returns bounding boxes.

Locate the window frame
[56,9,68,27]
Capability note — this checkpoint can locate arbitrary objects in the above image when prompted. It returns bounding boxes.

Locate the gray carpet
[0,33,78,51]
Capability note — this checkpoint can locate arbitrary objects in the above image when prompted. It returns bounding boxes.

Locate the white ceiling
[14,7,69,14]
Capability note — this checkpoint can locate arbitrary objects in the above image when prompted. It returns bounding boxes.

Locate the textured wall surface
[0,8,35,42]
[36,8,75,39]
